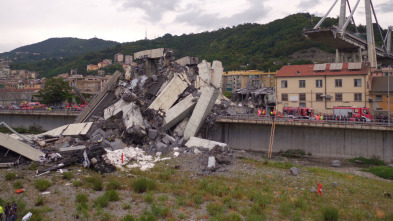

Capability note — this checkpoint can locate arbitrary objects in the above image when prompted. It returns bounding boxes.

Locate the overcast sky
[0,0,392,53]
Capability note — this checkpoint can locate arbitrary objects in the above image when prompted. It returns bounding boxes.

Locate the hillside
[0,37,118,63]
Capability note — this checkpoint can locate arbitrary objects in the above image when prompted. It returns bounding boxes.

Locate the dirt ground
[0,150,391,220]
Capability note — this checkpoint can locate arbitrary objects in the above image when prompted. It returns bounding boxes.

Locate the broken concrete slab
[197,60,211,84]
[163,94,197,131]
[183,86,220,140]
[175,56,199,66]
[331,160,341,167]
[211,60,223,89]
[148,129,158,140]
[208,156,216,169]
[173,118,189,137]
[148,73,190,112]
[37,122,93,138]
[185,137,228,150]
[162,135,176,145]
[0,132,44,161]
[59,145,86,152]
[76,70,122,123]
[134,48,172,60]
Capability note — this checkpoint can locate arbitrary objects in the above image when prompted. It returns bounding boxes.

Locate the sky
[0,0,392,53]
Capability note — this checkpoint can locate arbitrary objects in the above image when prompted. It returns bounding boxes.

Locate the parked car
[9,105,20,110]
[0,105,7,110]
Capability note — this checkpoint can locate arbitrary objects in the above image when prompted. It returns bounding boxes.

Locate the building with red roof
[275,62,371,114]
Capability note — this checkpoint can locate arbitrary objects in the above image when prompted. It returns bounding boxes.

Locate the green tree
[39,78,72,105]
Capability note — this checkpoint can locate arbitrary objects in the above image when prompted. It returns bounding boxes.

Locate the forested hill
[1,37,119,63]
[11,13,342,78]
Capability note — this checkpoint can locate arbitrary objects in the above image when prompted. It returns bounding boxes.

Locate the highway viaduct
[1,111,392,162]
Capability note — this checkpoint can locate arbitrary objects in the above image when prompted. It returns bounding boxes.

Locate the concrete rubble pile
[0,48,236,173]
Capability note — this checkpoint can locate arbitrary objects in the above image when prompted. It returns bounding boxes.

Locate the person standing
[0,205,3,221]
[4,204,9,221]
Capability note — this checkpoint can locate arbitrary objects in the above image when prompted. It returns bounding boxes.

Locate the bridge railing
[219,114,393,127]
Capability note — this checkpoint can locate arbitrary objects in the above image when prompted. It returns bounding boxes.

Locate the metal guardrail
[219,114,393,127]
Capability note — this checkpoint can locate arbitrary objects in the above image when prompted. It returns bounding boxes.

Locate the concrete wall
[0,113,77,131]
[209,121,393,163]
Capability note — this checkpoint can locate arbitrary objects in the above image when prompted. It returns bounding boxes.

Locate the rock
[148,129,158,140]
[208,156,216,169]
[91,158,98,165]
[152,75,158,82]
[162,135,176,145]
[194,148,202,155]
[173,152,179,157]
[156,152,162,157]
[215,154,231,165]
[354,159,363,164]
[332,182,338,187]
[310,187,317,193]
[289,167,298,176]
[331,160,341,167]
[156,141,167,149]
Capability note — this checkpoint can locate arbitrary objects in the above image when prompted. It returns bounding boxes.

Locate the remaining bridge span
[209,117,393,162]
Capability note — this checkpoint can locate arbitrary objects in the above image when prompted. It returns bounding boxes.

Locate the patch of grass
[62,172,73,180]
[120,214,136,221]
[294,197,306,210]
[13,181,23,189]
[206,202,224,216]
[144,192,155,204]
[158,194,168,202]
[192,193,204,205]
[73,180,81,187]
[84,176,103,191]
[349,156,385,166]
[27,162,38,170]
[75,193,89,204]
[322,206,339,221]
[246,214,266,221]
[366,166,393,180]
[34,179,51,192]
[225,212,242,221]
[5,172,17,181]
[104,190,120,201]
[94,195,110,209]
[279,149,306,157]
[35,195,45,206]
[133,177,156,193]
[250,192,271,209]
[122,203,131,210]
[107,179,122,190]
[94,209,114,221]
[150,203,171,218]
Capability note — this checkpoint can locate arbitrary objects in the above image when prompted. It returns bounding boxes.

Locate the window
[354,93,362,101]
[376,95,382,101]
[335,79,342,87]
[354,79,362,87]
[281,93,288,101]
[299,80,306,88]
[281,80,287,88]
[335,93,342,101]
[316,79,323,88]
[316,93,323,101]
[299,93,306,101]
[299,102,306,107]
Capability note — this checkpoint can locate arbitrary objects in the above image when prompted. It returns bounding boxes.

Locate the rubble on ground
[0,48,239,174]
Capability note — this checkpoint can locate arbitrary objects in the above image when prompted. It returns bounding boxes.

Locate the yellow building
[222,70,276,91]
[370,76,393,116]
[275,62,371,114]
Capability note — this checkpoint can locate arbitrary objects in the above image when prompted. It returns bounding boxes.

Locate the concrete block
[173,118,189,137]
[331,160,341,167]
[163,95,197,130]
[91,128,108,139]
[134,48,172,60]
[109,140,124,150]
[148,129,158,140]
[183,86,220,140]
[194,148,202,155]
[208,156,216,169]
[211,60,223,88]
[185,137,228,150]
[162,135,176,145]
[39,122,93,137]
[0,132,44,161]
[148,73,190,112]
[59,145,86,152]
[175,56,199,66]
[156,141,168,149]
[197,60,211,84]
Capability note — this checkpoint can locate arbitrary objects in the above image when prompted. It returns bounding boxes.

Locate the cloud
[376,1,393,13]
[298,0,322,10]
[174,0,270,29]
[115,0,181,22]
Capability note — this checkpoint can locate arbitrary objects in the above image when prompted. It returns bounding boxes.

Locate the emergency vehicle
[282,107,315,119]
[333,106,373,121]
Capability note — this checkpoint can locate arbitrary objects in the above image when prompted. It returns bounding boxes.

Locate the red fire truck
[283,107,315,119]
[333,106,373,121]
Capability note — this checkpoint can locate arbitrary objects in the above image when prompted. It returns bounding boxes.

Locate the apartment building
[275,62,371,114]
[222,70,276,92]
[369,76,393,115]
[114,53,124,63]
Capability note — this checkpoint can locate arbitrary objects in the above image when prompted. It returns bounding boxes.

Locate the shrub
[35,195,45,206]
[34,179,51,192]
[104,190,120,201]
[192,193,204,205]
[84,176,103,191]
[246,214,266,221]
[5,172,17,181]
[294,198,306,210]
[120,215,135,221]
[107,179,121,190]
[225,212,242,221]
[122,203,131,210]
[349,156,385,166]
[133,178,156,193]
[27,162,38,170]
[94,195,110,208]
[13,181,23,189]
[251,192,271,209]
[75,193,89,204]
[366,166,393,180]
[206,202,224,216]
[322,206,339,221]
[73,180,81,187]
[144,193,154,204]
[62,172,73,180]
[150,203,170,218]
